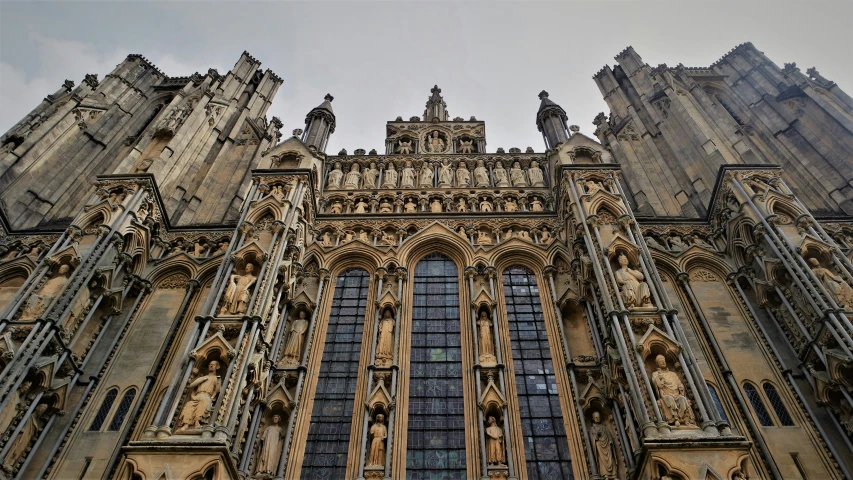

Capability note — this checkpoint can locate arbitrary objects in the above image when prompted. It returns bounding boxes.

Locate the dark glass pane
[763,383,794,426]
[89,389,118,431]
[706,383,728,422]
[107,389,137,431]
[407,254,467,480]
[744,383,774,426]
[301,269,370,479]
[503,266,573,479]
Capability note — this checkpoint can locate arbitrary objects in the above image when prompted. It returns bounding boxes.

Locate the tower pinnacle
[423,85,449,122]
[302,93,336,152]
[536,90,569,149]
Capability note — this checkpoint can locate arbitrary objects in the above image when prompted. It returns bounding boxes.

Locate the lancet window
[763,382,795,426]
[502,266,573,480]
[89,388,118,431]
[107,388,137,431]
[406,253,466,479]
[743,382,774,427]
[301,268,370,478]
[706,382,728,422]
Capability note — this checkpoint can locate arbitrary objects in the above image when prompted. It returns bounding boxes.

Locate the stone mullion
[356,269,385,480]
[383,268,406,478]
[465,267,489,478]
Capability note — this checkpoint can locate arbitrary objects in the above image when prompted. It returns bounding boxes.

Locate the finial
[324,93,334,102]
[569,125,580,133]
[292,128,303,137]
[538,90,549,100]
[431,85,441,94]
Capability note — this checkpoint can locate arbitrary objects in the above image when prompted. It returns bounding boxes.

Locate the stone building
[0,42,851,480]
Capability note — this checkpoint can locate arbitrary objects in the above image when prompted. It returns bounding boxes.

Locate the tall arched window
[763,382,794,426]
[743,383,773,426]
[706,383,728,422]
[503,266,573,479]
[108,388,137,431]
[301,268,370,478]
[407,253,466,478]
[89,388,118,431]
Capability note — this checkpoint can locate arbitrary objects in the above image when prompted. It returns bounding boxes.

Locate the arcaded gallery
[0,43,852,480]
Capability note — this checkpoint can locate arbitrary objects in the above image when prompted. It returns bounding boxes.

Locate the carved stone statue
[375,309,395,366]
[328,201,343,214]
[485,416,506,465]
[344,163,361,189]
[2,403,47,472]
[540,227,552,243]
[651,355,695,426]
[21,264,72,319]
[177,360,221,431]
[458,227,468,238]
[457,198,467,213]
[401,161,416,188]
[585,181,603,195]
[380,232,396,246]
[458,139,474,154]
[419,164,434,187]
[270,185,285,202]
[193,241,208,257]
[474,160,490,187]
[510,161,527,187]
[530,198,544,212]
[256,414,284,475]
[363,163,379,189]
[589,411,617,479]
[382,167,398,188]
[280,311,310,367]
[430,199,443,213]
[528,160,545,187]
[358,230,369,242]
[327,162,344,189]
[504,199,518,212]
[379,200,393,214]
[809,257,853,308]
[321,232,332,246]
[477,231,493,245]
[425,131,446,153]
[438,160,454,187]
[477,310,497,365]
[396,139,412,155]
[669,236,686,252]
[456,161,471,187]
[0,381,31,438]
[614,254,652,309]
[493,161,510,187]
[220,264,257,315]
[519,230,532,241]
[366,414,387,467]
[504,228,514,239]
[404,199,417,213]
[480,198,493,213]
[354,200,368,214]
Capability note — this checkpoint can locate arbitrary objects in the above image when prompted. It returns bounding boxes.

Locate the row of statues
[169,238,229,257]
[326,159,547,190]
[645,233,715,252]
[326,196,545,214]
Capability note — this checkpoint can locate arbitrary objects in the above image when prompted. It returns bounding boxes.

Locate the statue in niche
[493,161,510,187]
[269,185,285,202]
[589,411,617,479]
[0,381,31,437]
[379,200,393,214]
[528,160,545,187]
[216,241,229,254]
[380,232,396,246]
[510,161,527,187]
[430,199,443,213]
[458,227,468,238]
[366,414,387,468]
[326,162,344,189]
[177,360,221,431]
[459,138,474,154]
[341,231,354,243]
[21,264,72,319]
[321,232,333,246]
[808,257,853,308]
[614,253,652,309]
[530,198,544,212]
[2,403,47,472]
[375,308,395,366]
[280,310,310,367]
[669,236,686,252]
[396,139,413,155]
[504,228,514,240]
[358,230,369,242]
[519,230,532,241]
[132,157,154,173]
[651,354,695,426]
[540,227,552,243]
[193,240,208,257]
[456,198,467,213]
[438,160,454,187]
[382,167,398,188]
[504,199,518,212]
[645,236,664,250]
[220,263,257,315]
[485,416,506,466]
[585,181,603,195]
[404,199,418,213]
[363,163,379,189]
[136,202,149,221]
[456,162,471,187]
[477,231,493,245]
[109,189,127,203]
[354,200,368,214]
[419,164,434,187]
[424,131,446,153]
[401,161,416,188]
[480,198,493,213]
[328,201,343,214]
[344,163,361,189]
[256,414,284,475]
[477,310,497,365]
[474,160,490,187]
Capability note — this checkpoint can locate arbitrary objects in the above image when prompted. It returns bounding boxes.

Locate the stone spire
[536,90,570,149]
[423,85,449,122]
[302,93,336,152]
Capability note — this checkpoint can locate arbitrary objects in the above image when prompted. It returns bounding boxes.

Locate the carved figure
[404,199,418,213]
[396,139,413,155]
[220,264,257,315]
[177,360,221,431]
[480,198,493,213]
[328,201,343,214]
[458,227,468,238]
[344,163,361,189]
[540,227,552,243]
[430,199,443,213]
[645,236,664,250]
[354,200,368,214]
[669,236,686,252]
[2,403,47,472]
[136,203,149,220]
[477,231,493,245]
[456,161,471,187]
[530,198,544,212]
[528,160,545,187]
[366,414,387,467]
[0,381,31,438]
[363,163,379,189]
[270,185,285,202]
[458,139,474,154]
[401,161,416,188]
[21,264,71,319]
[477,310,496,364]
[327,163,344,189]
[504,199,518,212]
[358,230,369,242]
[589,411,616,478]
[519,230,532,241]
[193,241,208,257]
[614,254,652,308]
[379,200,393,214]
[457,198,467,213]
[321,232,332,246]
[256,415,284,475]
[438,160,454,187]
[504,228,514,239]
[419,164,434,187]
[809,257,853,308]
[510,161,527,187]
[380,232,396,245]
[585,181,603,194]
[280,311,310,367]
[375,309,395,366]
[651,355,695,426]
[493,161,510,187]
[382,167,398,188]
[485,416,506,465]
[474,160,490,187]
[425,131,446,153]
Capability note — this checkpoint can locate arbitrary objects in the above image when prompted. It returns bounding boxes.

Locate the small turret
[423,85,449,122]
[535,90,570,149]
[302,94,336,152]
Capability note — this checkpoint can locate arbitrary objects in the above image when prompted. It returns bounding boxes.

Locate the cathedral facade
[0,42,851,480]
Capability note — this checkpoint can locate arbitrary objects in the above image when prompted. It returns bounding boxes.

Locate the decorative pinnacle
[431,85,441,94]
[324,93,334,102]
[539,90,549,100]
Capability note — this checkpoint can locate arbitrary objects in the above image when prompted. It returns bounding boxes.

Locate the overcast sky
[1,1,851,154]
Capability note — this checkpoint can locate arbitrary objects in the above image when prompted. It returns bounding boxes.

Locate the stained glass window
[108,388,137,431]
[763,382,794,426]
[706,383,728,422]
[301,269,370,478]
[743,383,773,426]
[89,388,117,431]
[503,266,573,480]
[407,253,467,480]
